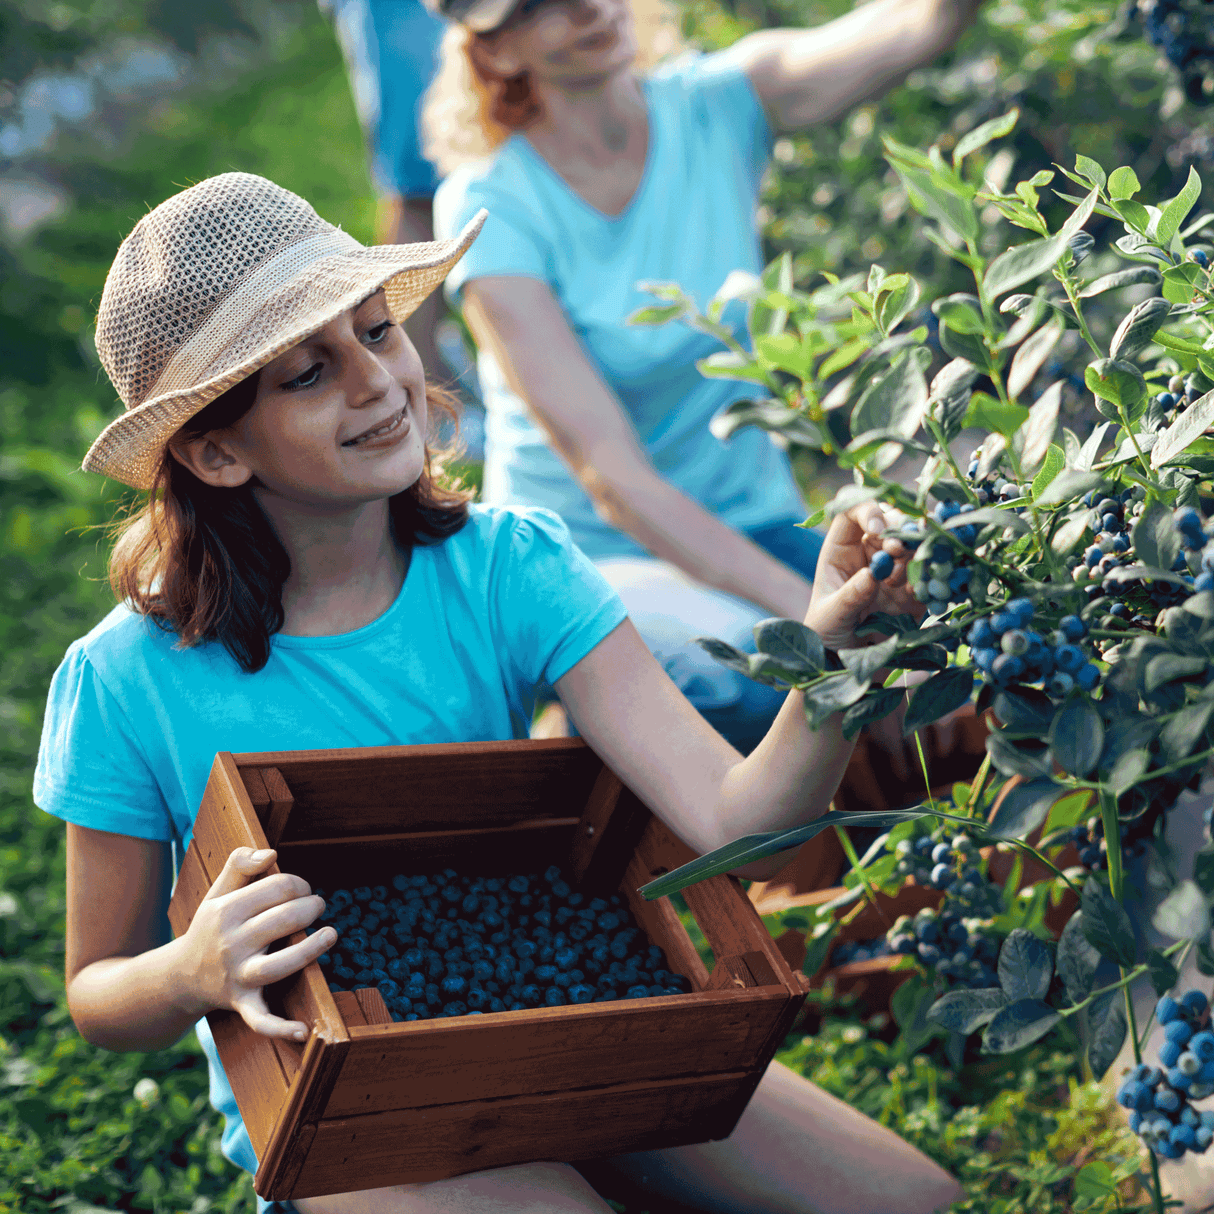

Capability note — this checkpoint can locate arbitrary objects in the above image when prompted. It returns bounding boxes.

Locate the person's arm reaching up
[464,275,815,619]
[733,0,983,132]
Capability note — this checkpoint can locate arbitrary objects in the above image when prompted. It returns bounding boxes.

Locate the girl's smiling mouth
[342,405,410,448]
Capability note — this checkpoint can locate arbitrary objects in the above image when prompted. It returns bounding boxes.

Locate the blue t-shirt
[33,505,626,1195]
[433,50,807,562]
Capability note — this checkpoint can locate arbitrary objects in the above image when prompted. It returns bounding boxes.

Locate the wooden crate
[167,738,809,1202]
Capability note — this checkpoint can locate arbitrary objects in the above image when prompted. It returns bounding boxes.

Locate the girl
[35,173,962,1214]
[425,0,981,756]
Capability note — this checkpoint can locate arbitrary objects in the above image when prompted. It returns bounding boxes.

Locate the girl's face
[482,0,636,86]
[173,292,428,511]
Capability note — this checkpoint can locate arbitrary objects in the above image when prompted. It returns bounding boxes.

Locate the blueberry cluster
[312,865,691,1021]
[1067,815,1150,872]
[904,500,981,615]
[1118,990,1214,1159]
[831,937,893,965]
[887,905,1001,988]
[1136,0,1214,105]
[967,599,1101,698]
[893,831,1002,916]
[1151,373,1210,426]
[1174,506,1214,595]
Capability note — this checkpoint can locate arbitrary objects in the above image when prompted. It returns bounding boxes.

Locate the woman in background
[426,0,981,758]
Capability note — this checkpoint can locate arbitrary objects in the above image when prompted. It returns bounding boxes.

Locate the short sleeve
[434,167,555,301]
[33,644,175,842]
[661,50,774,197]
[491,508,628,689]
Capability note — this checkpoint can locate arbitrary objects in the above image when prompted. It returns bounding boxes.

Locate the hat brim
[82,208,487,491]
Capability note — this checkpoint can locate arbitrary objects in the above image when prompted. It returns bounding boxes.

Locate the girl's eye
[282,362,323,391]
[365,320,395,344]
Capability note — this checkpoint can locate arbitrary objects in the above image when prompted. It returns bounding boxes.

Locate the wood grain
[279,1070,759,1200]
[567,766,651,895]
[166,839,212,938]
[207,1009,290,1159]
[353,988,391,1026]
[320,988,787,1118]
[230,738,601,841]
[258,766,295,848]
[620,851,710,992]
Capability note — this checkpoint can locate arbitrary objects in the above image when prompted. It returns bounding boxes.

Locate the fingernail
[294,1028,307,1041]
[251,849,272,862]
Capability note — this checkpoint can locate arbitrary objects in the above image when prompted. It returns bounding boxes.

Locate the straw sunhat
[84,172,487,490]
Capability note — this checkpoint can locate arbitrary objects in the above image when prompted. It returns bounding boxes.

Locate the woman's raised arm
[462,276,816,620]
[555,502,918,880]
[731,0,983,133]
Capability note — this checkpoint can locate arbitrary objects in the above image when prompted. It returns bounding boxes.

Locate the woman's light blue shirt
[433,50,807,562]
[32,505,627,1204]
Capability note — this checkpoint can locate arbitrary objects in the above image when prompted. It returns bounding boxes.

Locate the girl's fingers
[239,927,335,990]
[232,990,311,1043]
[237,894,327,956]
[201,846,277,902]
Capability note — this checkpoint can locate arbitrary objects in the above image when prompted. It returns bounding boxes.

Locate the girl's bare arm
[462,277,815,620]
[66,825,332,1052]
[734,0,983,132]
[556,503,917,880]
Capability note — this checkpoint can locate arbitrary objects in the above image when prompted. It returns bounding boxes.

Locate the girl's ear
[168,433,254,489]
[469,32,523,80]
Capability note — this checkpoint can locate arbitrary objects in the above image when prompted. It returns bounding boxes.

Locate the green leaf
[1108,297,1173,362]
[747,654,806,687]
[694,637,751,675]
[1084,359,1148,418]
[752,618,825,675]
[1132,499,1181,572]
[1031,444,1066,497]
[754,332,813,379]
[1074,1161,1118,1201]
[1081,877,1136,968]
[903,667,974,733]
[1199,940,1214,977]
[803,673,871,729]
[851,349,930,442]
[697,351,769,384]
[994,688,1055,734]
[953,108,1019,166]
[628,303,686,326]
[1108,165,1141,201]
[1073,155,1107,190]
[1049,697,1104,777]
[1034,468,1107,507]
[1008,325,1063,400]
[1162,262,1203,305]
[885,148,979,242]
[982,998,1061,1053]
[1145,653,1209,693]
[1159,700,1214,764]
[983,233,1069,300]
[988,777,1064,840]
[997,928,1053,1001]
[986,731,1053,780]
[1108,748,1151,798]
[928,987,1008,1034]
[1087,991,1127,1080]
[837,635,900,683]
[1057,913,1100,1005]
[938,322,990,366]
[964,394,1029,438]
[1157,166,1203,247]
[840,686,906,740]
[932,293,986,335]
[1020,381,1063,471]
[1153,879,1212,941]
[1151,389,1214,469]
[1146,948,1180,997]
[800,920,839,977]
[1078,265,1162,298]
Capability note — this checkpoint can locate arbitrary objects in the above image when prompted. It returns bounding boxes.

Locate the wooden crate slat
[353,988,392,1025]
[278,1070,759,1201]
[256,1031,348,1200]
[567,766,650,894]
[331,991,365,1027]
[258,766,295,848]
[321,989,787,1117]
[231,738,602,841]
[167,839,212,938]
[243,766,270,820]
[207,1009,290,1159]
[620,851,710,992]
[706,952,780,991]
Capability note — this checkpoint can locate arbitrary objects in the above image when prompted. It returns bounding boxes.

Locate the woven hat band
[147,227,363,401]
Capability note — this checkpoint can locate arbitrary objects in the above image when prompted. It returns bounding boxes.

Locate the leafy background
[0,0,1209,1209]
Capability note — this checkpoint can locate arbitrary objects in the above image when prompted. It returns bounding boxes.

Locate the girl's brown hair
[108,375,471,674]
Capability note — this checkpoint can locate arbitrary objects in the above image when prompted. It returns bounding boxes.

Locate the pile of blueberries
[1118,990,1214,1158]
[887,904,1002,988]
[312,865,691,1021]
[1135,0,1214,105]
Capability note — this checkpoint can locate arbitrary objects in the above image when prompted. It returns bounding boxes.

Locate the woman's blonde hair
[422,0,685,177]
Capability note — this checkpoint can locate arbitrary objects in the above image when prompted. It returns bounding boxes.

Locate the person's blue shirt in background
[33,505,627,1212]
[434,50,807,561]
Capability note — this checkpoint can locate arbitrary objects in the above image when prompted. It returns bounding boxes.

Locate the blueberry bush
[636,112,1214,1208]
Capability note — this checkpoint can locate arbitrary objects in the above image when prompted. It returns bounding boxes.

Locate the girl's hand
[183,847,334,1042]
[805,503,922,652]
